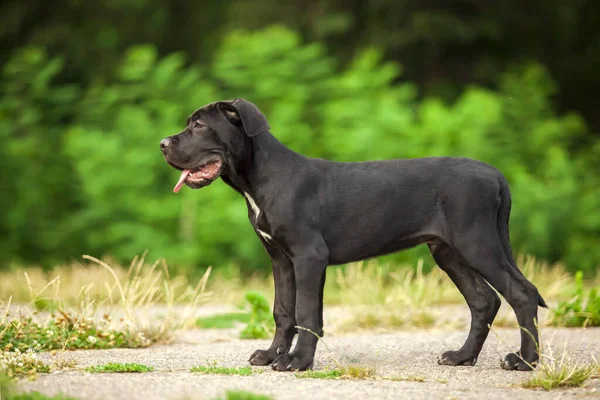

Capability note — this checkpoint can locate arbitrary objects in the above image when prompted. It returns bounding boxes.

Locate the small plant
[239,292,274,339]
[0,349,50,379]
[196,312,250,329]
[295,369,343,379]
[85,362,154,373]
[190,362,256,376]
[0,312,151,352]
[550,271,600,327]
[390,375,427,382]
[213,391,273,400]
[0,373,77,399]
[5,392,80,400]
[521,344,600,390]
[296,365,376,380]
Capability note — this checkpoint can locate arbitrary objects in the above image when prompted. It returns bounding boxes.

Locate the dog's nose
[160,138,171,152]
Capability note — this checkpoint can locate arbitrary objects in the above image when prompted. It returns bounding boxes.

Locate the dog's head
[160,98,270,193]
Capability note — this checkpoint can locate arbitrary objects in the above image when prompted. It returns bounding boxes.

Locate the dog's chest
[244,192,272,242]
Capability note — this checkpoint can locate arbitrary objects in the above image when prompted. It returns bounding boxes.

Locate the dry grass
[522,342,600,390]
[0,253,212,346]
[324,259,462,307]
[0,253,594,337]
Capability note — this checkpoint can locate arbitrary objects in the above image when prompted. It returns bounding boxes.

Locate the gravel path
[18,305,600,400]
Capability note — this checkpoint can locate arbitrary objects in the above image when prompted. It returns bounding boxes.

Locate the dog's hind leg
[452,226,542,371]
[429,241,501,366]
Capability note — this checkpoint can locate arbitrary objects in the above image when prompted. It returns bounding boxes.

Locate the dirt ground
[17,305,600,400]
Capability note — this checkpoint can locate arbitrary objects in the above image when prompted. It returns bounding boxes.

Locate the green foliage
[0,313,151,352]
[295,365,377,380]
[240,291,275,339]
[196,312,250,329]
[84,362,154,373]
[1,25,599,273]
[550,272,600,327]
[0,375,77,400]
[4,392,79,400]
[190,363,255,376]
[295,369,344,379]
[213,391,273,400]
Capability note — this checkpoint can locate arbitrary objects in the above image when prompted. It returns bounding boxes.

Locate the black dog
[160,98,547,372]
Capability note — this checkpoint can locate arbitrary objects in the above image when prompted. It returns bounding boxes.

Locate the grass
[196,312,250,329]
[0,253,211,349]
[239,291,275,339]
[390,375,427,382]
[0,349,49,379]
[296,365,377,380]
[522,343,600,390]
[0,374,79,399]
[190,362,257,376]
[212,391,273,400]
[490,320,600,391]
[0,253,210,380]
[85,362,154,373]
[195,291,273,339]
[3,392,80,400]
[0,309,152,352]
[549,271,600,327]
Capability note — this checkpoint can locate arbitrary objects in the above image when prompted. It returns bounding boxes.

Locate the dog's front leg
[272,241,328,372]
[249,246,296,366]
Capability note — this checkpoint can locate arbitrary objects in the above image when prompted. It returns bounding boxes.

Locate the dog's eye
[194,121,206,129]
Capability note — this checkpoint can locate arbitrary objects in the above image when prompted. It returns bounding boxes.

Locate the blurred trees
[0,1,599,273]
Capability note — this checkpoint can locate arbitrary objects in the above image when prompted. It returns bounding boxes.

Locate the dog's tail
[497,176,548,309]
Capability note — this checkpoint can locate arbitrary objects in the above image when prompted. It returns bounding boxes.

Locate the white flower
[87,336,97,344]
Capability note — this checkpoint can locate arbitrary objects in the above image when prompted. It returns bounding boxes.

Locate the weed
[196,312,250,329]
[4,392,79,400]
[293,326,378,380]
[490,321,600,391]
[32,299,61,313]
[295,364,377,380]
[213,391,273,400]
[436,378,449,384]
[239,292,274,339]
[85,362,154,373]
[0,349,49,379]
[549,271,600,327]
[522,343,600,390]
[0,312,151,352]
[0,374,76,400]
[295,369,343,379]
[81,254,211,343]
[390,375,427,382]
[326,259,462,307]
[48,354,77,371]
[336,308,437,333]
[0,254,211,355]
[190,362,256,376]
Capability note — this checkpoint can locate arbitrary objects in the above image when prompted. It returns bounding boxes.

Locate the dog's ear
[224,98,270,137]
[218,101,242,126]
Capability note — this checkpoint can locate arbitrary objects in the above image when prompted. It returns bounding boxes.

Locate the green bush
[240,291,275,339]
[1,26,599,273]
[550,271,600,327]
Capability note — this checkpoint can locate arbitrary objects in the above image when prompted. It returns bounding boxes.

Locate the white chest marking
[244,192,273,241]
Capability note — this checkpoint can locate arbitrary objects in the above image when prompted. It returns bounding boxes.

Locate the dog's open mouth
[173,159,223,193]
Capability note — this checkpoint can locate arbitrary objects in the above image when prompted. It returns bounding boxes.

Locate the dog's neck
[222,131,304,203]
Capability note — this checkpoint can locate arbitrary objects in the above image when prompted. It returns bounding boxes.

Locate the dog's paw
[249,349,277,366]
[271,352,313,372]
[437,350,477,366]
[500,352,536,371]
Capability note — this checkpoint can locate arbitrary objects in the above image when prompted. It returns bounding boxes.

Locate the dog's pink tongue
[173,169,192,193]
